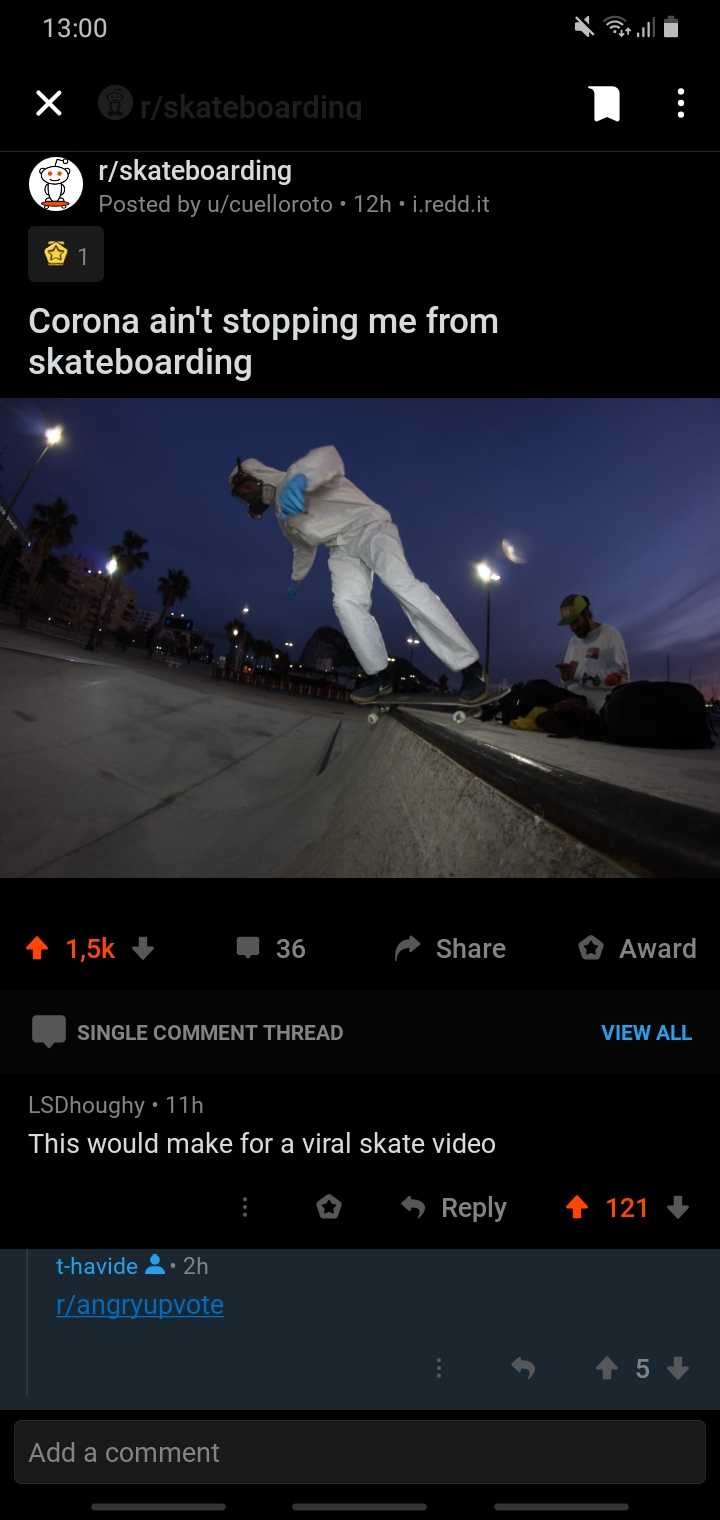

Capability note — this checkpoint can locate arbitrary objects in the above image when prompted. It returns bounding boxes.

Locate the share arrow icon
[394,936,421,962]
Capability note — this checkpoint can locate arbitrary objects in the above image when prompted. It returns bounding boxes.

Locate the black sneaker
[457,661,487,705]
[350,668,394,705]
[477,700,502,722]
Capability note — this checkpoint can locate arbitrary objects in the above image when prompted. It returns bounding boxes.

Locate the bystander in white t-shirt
[562,623,630,712]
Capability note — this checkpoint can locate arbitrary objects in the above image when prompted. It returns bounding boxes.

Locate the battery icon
[664,15,679,36]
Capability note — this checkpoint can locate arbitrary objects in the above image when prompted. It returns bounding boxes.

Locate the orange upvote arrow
[566,1194,589,1221]
[26,936,48,961]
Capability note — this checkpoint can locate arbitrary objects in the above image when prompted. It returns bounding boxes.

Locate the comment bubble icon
[32,1014,67,1048]
[236,936,261,959]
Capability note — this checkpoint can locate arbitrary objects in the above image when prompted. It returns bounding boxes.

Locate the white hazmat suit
[241,446,480,676]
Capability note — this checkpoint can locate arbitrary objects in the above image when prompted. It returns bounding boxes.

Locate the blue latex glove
[277,473,308,517]
[287,583,299,599]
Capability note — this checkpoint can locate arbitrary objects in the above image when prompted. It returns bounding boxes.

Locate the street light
[8,425,65,512]
[284,641,294,648]
[232,626,239,638]
[406,637,420,647]
[242,605,250,615]
[475,561,501,689]
[85,556,118,650]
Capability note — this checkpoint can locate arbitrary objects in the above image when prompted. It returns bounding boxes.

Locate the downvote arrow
[667,1357,690,1381]
[667,1195,689,1219]
[132,936,154,961]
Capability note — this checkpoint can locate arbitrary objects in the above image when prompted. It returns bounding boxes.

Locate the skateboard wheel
[367,711,380,726]
[452,710,467,724]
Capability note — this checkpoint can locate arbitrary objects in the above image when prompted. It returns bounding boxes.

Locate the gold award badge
[44,240,69,266]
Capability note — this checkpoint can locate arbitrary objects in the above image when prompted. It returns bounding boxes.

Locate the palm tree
[87,529,150,648]
[157,569,191,627]
[225,617,247,642]
[109,529,149,578]
[224,617,249,672]
[21,497,78,623]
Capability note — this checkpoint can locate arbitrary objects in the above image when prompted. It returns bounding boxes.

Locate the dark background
[3,10,719,1513]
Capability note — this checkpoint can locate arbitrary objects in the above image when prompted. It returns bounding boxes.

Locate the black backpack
[602,681,714,749]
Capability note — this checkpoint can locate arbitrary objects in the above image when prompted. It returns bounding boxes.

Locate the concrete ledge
[276,719,631,879]
[394,710,720,879]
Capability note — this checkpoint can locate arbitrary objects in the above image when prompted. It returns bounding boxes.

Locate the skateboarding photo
[0,396,718,879]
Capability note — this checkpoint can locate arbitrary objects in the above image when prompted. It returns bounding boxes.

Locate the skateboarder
[229,445,486,704]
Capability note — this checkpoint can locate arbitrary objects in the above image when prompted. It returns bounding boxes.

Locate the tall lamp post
[86,556,118,650]
[8,426,64,515]
[406,637,420,684]
[475,561,501,689]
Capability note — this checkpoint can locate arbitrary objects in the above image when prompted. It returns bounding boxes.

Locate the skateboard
[363,688,512,727]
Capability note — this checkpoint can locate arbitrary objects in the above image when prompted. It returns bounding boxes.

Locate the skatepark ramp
[277,708,720,879]
[1,632,718,878]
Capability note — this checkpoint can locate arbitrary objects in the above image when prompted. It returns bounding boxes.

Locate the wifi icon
[604,15,631,33]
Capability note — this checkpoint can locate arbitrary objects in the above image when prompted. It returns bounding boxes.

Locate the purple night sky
[2,396,718,692]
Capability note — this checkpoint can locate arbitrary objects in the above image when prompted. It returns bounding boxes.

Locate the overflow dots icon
[677,88,685,120]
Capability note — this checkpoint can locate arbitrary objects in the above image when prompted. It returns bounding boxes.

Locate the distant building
[299,625,436,690]
[163,611,194,631]
[107,583,137,632]
[300,625,364,682]
[301,626,358,672]
[134,607,160,632]
[387,655,436,692]
[37,553,137,631]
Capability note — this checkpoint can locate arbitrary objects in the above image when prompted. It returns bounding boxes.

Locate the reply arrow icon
[511,1357,536,1380]
[402,1196,426,1218]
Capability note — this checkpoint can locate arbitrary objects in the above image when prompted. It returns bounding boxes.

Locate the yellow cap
[558,594,589,626]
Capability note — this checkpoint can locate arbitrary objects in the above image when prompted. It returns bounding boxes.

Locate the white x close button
[36,90,63,117]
